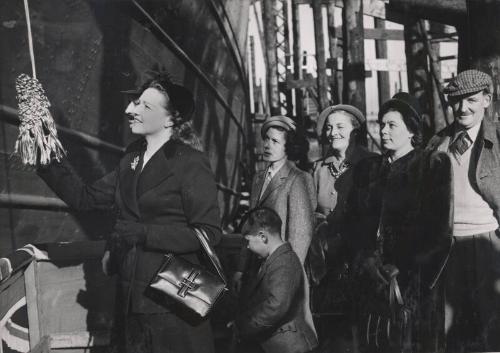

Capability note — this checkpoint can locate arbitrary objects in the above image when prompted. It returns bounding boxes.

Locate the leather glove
[114,220,147,247]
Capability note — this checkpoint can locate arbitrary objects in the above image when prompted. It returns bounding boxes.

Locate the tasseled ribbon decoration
[14,0,66,165]
[15,74,66,165]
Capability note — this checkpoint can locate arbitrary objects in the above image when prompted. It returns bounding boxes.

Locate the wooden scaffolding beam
[327,2,340,104]
[342,0,366,114]
[404,19,450,141]
[312,0,330,111]
[292,0,304,118]
[375,18,391,105]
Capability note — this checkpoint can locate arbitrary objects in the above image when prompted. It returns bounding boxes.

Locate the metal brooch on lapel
[130,156,140,171]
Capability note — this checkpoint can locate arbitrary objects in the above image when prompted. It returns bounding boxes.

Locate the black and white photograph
[1,0,500,352]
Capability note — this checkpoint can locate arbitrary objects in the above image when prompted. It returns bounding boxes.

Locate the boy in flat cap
[427,69,500,351]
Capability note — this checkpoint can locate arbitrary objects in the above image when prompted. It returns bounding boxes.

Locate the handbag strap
[193,228,227,285]
[389,276,404,307]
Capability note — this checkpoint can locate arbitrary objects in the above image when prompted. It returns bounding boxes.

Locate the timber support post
[342,0,366,114]
[312,0,330,111]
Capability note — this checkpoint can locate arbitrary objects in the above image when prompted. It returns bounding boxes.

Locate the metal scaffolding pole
[262,0,281,115]
[275,0,293,116]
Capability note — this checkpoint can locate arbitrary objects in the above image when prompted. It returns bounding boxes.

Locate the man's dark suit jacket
[236,242,318,353]
[38,138,222,313]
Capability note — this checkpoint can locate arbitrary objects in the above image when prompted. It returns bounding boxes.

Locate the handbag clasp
[177,269,200,297]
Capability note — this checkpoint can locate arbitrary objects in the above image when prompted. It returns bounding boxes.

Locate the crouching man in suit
[234,207,318,353]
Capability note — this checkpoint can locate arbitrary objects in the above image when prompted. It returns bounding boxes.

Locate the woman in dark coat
[347,93,453,352]
[37,72,222,353]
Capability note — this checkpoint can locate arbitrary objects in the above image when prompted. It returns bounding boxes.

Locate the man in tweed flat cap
[427,69,500,351]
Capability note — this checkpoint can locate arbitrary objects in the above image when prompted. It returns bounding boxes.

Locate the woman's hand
[114,220,147,247]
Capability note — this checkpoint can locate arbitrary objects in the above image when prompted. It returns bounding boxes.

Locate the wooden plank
[389,0,465,14]
[386,0,465,25]
[331,26,404,41]
[24,261,41,350]
[49,331,110,349]
[294,0,386,19]
[286,76,336,89]
[375,18,391,104]
[43,241,106,261]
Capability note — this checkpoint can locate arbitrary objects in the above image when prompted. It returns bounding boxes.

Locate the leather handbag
[148,228,227,317]
[363,265,413,352]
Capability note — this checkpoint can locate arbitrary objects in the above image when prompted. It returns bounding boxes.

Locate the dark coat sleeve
[415,150,453,289]
[37,158,116,212]
[343,157,382,257]
[236,255,302,337]
[143,152,222,252]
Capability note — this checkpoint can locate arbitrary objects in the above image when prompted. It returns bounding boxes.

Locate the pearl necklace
[327,160,351,179]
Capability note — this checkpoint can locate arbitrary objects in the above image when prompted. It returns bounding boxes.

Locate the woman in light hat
[346,92,453,352]
[236,115,316,265]
[37,71,221,353]
[233,115,319,352]
[313,104,374,219]
[308,105,376,339]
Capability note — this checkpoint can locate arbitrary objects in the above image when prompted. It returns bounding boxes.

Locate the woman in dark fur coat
[346,92,453,353]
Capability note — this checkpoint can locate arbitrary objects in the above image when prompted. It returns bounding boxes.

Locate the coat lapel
[119,149,143,220]
[251,171,266,208]
[137,140,176,197]
[475,118,500,179]
[427,125,453,153]
[258,161,292,205]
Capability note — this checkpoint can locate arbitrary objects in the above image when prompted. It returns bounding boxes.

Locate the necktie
[259,170,272,200]
[449,130,472,157]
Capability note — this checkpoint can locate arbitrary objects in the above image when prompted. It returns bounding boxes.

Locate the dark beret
[443,69,493,97]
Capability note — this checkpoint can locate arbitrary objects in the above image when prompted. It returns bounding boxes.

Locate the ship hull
[0,0,251,255]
